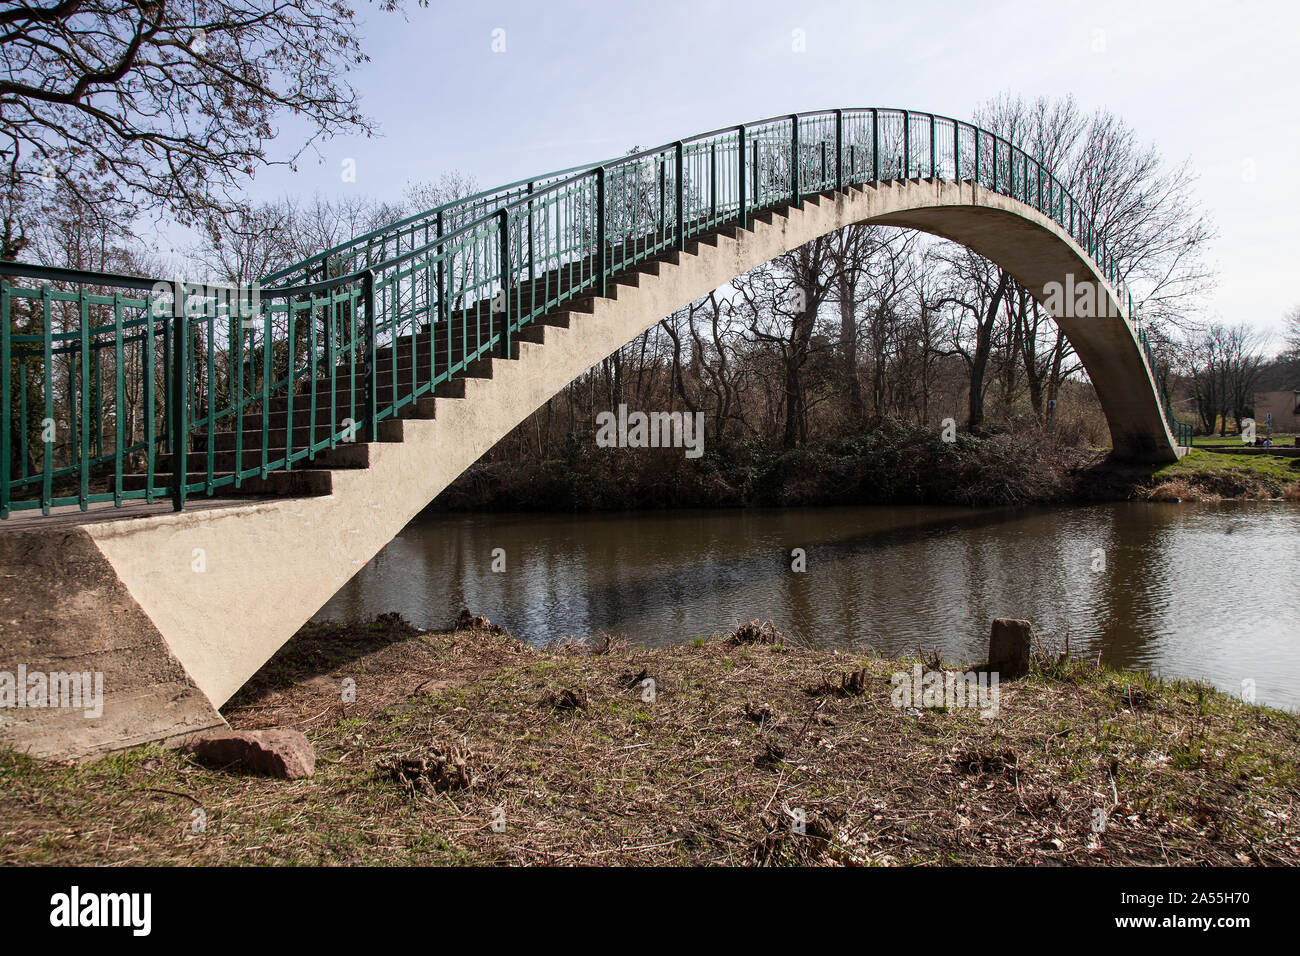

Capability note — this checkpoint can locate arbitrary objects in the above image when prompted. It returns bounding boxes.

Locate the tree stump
[988,618,1033,680]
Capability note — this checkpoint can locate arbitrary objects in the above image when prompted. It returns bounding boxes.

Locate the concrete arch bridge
[0,108,1189,756]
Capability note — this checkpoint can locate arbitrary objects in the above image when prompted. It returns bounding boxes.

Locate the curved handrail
[267,107,1137,316]
[260,160,603,288]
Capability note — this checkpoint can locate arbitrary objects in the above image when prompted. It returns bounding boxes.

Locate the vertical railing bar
[40,286,52,514]
[363,270,377,443]
[204,301,213,492]
[902,110,910,178]
[114,293,126,505]
[169,279,187,511]
[285,298,296,472]
[498,209,511,360]
[675,141,685,251]
[835,109,843,192]
[870,109,879,182]
[234,296,245,486]
[78,291,90,510]
[929,113,936,178]
[953,120,960,181]
[0,282,9,518]
[309,293,318,461]
[738,125,747,229]
[144,293,155,502]
[596,168,607,298]
[790,114,800,206]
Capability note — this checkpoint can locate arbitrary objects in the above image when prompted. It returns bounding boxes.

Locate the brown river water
[316,502,1300,710]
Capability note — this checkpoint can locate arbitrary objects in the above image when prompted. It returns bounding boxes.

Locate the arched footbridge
[0,109,1191,757]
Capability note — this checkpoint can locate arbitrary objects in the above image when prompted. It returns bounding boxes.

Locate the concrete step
[159,443,371,472]
[236,396,443,433]
[264,368,489,414]
[118,469,334,497]
[192,419,405,451]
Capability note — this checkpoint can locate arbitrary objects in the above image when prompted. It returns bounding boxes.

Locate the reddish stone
[189,729,315,780]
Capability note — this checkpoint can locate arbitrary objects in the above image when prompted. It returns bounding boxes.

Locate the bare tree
[0,1,420,232]
[736,237,835,447]
[1285,305,1300,358]
[930,243,1011,432]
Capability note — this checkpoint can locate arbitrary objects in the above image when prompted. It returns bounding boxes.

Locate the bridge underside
[0,178,1180,759]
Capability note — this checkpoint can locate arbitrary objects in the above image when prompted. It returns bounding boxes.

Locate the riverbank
[3,614,1297,866]
[431,421,1300,512]
[1145,449,1300,502]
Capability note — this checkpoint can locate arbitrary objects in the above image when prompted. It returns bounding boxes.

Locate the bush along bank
[433,421,1300,512]
[434,420,1107,512]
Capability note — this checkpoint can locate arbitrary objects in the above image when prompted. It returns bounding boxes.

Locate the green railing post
[675,141,685,251]
[790,114,801,207]
[738,126,748,228]
[78,293,90,510]
[953,120,960,181]
[658,155,666,241]
[929,113,936,178]
[526,181,535,281]
[834,109,843,192]
[709,141,717,222]
[0,282,9,519]
[902,110,910,178]
[169,279,188,512]
[871,109,879,181]
[596,167,607,296]
[436,210,446,327]
[40,286,51,515]
[973,128,980,187]
[362,270,377,443]
[497,208,511,358]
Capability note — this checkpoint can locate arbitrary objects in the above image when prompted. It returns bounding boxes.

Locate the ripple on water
[316,502,1300,710]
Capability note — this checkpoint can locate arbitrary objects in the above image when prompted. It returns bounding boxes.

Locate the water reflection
[317,502,1300,710]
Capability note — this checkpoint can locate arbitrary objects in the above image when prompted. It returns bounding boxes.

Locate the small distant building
[1254,390,1300,432]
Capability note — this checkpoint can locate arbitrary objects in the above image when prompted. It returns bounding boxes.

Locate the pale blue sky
[153,0,1299,338]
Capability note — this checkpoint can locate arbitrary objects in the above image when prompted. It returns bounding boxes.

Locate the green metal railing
[2,107,1179,519]
[0,264,371,516]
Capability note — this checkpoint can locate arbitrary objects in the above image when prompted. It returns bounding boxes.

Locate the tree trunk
[838,270,863,420]
[967,270,1011,432]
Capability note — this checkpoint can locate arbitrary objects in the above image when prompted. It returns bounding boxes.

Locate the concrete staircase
[116,242,692,504]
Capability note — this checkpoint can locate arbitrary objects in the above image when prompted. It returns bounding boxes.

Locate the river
[316,502,1300,710]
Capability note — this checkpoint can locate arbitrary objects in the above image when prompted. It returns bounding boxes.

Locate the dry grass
[1145,478,1222,503]
[2,615,1298,866]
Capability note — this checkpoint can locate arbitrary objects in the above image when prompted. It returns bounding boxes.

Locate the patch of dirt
[3,614,1298,867]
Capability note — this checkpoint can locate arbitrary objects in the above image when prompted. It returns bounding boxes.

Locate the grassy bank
[2,615,1297,866]
[1145,449,1300,502]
